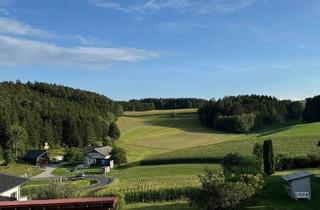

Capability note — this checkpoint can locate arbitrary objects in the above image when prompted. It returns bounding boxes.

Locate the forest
[0,81,123,159]
[119,98,207,111]
[198,95,304,133]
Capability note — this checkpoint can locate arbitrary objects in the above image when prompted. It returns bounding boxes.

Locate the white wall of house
[84,152,111,165]
[0,186,21,200]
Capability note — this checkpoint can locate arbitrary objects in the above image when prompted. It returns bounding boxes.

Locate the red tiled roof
[0,197,117,207]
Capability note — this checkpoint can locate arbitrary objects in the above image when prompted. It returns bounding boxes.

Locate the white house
[0,174,27,201]
[83,146,113,167]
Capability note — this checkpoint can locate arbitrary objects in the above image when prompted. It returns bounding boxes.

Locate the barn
[22,150,49,166]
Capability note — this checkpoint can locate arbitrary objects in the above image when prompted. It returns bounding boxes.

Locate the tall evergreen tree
[263,139,275,175]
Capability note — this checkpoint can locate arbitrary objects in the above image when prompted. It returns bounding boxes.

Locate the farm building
[0,197,118,210]
[282,171,312,200]
[0,174,27,201]
[22,150,49,166]
[83,146,114,167]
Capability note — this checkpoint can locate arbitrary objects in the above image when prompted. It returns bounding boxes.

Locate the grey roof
[282,171,312,182]
[0,174,27,193]
[84,146,112,156]
[23,150,47,159]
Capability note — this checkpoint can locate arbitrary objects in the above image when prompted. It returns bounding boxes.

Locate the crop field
[144,135,320,164]
[96,164,220,197]
[124,201,200,210]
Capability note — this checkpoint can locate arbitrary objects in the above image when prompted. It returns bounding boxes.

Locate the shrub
[188,169,260,210]
[222,153,261,176]
[293,155,311,168]
[34,180,78,199]
[307,153,320,167]
[276,154,294,170]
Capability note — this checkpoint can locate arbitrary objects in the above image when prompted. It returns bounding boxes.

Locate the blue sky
[0,0,320,100]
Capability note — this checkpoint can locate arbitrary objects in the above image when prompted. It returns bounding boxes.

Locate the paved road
[31,162,66,179]
[80,175,113,191]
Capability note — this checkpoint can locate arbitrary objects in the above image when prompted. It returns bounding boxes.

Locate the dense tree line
[198,95,304,133]
[303,95,320,123]
[119,98,207,111]
[0,81,123,158]
[118,101,155,111]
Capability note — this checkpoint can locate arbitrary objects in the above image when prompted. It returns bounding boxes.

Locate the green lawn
[246,169,320,210]
[0,163,43,177]
[52,164,102,176]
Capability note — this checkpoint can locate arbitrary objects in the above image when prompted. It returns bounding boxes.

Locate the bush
[293,155,311,168]
[276,154,320,170]
[307,153,320,167]
[188,169,260,210]
[30,180,77,200]
[276,154,294,170]
[222,153,261,176]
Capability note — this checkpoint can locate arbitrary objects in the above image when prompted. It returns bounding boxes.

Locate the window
[10,191,17,198]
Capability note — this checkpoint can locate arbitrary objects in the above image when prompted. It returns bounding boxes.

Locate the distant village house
[83,146,114,168]
[22,150,49,167]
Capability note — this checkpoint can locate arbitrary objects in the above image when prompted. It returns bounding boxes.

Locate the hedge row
[276,153,320,170]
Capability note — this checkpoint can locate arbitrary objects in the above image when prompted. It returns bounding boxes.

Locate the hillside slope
[117,110,320,163]
[0,81,122,152]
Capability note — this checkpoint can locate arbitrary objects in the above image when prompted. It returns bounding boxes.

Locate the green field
[124,201,199,210]
[0,163,43,177]
[117,110,320,164]
[97,164,221,195]
[117,111,240,162]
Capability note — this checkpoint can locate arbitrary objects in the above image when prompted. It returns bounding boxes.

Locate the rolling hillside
[117,110,320,163]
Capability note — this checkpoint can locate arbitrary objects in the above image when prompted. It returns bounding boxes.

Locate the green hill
[0,81,123,154]
[117,110,320,164]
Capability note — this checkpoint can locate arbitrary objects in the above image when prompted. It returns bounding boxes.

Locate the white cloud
[0,35,160,69]
[88,0,130,12]
[0,17,55,38]
[89,0,258,14]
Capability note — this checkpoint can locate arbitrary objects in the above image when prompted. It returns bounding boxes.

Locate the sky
[0,0,320,101]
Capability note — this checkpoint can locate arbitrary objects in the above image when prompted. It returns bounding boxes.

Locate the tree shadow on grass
[148,113,238,135]
[256,121,304,137]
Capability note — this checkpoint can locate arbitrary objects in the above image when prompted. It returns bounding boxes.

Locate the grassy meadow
[117,110,240,162]
[117,109,320,164]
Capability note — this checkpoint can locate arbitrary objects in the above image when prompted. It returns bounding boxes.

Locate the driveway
[80,175,113,191]
[31,162,66,179]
